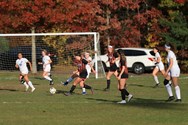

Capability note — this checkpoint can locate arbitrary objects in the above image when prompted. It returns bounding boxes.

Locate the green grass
[0,71,188,125]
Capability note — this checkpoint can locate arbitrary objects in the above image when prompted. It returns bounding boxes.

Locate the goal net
[0,32,106,79]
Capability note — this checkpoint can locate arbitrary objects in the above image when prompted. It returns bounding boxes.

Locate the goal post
[0,32,105,79]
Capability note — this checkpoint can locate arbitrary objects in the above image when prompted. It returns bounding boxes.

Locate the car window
[149,51,155,56]
[124,50,146,56]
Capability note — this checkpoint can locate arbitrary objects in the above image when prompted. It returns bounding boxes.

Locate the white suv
[97,48,155,74]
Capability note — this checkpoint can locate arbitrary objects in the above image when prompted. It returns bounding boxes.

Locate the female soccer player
[152,47,165,88]
[15,53,35,92]
[104,45,119,91]
[117,49,133,104]
[61,51,95,85]
[164,44,181,102]
[64,55,93,96]
[41,50,54,85]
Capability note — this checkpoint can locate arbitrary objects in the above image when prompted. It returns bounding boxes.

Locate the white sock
[165,84,173,97]
[44,76,52,81]
[23,82,29,88]
[154,76,159,84]
[175,86,181,99]
[82,88,86,93]
[28,81,35,89]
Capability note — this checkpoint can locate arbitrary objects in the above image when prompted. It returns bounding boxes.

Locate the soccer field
[0,71,187,125]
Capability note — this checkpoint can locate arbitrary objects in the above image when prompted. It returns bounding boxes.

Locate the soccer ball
[50,87,56,94]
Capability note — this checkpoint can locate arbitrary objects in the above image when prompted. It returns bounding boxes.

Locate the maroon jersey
[107,52,118,66]
[119,59,128,74]
[75,59,88,73]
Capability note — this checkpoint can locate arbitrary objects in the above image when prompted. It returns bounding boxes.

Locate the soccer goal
[0,32,106,79]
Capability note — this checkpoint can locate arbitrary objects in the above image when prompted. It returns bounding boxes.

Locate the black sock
[124,89,129,96]
[70,85,76,93]
[107,80,110,89]
[84,84,92,89]
[120,89,126,100]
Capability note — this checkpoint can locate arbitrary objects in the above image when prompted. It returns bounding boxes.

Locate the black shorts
[79,70,88,79]
[120,73,128,79]
[109,64,118,72]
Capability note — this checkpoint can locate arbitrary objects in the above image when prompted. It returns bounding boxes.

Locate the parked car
[0,46,58,70]
[96,48,155,74]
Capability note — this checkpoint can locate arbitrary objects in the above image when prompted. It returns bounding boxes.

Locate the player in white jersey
[15,53,35,92]
[41,50,54,85]
[152,47,165,88]
[163,44,181,102]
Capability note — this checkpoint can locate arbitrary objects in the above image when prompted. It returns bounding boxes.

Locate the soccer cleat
[117,100,126,104]
[103,88,110,91]
[127,94,133,102]
[50,81,54,85]
[82,92,87,95]
[166,96,175,102]
[31,88,35,92]
[64,92,72,96]
[153,84,160,88]
[25,85,29,92]
[175,99,182,102]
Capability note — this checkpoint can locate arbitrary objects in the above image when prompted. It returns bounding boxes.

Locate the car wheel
[133,63,145,74]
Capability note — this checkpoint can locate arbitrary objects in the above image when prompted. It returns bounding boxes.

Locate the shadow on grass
[86,97,187,110]
[86,97,117,103]
[0,88,18,92]
[129,83,163,88]
[124,97,186,110]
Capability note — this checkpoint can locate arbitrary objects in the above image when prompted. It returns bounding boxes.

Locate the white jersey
[42,55,51,72]
[85,57,92,78]
[167,50,180,77]
[155,52,164,71]
[16,58,29,74]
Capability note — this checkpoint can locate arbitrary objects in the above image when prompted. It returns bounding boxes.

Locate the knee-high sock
[120,89,126,100]
[44,76,52,81]
[124,89,130,96]
[107,80,110,89]
[84,84,92,89]
[67,77,73,83]
[28,81,35,89]
[23,82,29,88]
[165,84,173,97]
[175,86,181,99]
[154,76,159,84]
[70,85,76,93]
[82,88,86,93]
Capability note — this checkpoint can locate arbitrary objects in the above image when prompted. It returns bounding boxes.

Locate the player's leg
[104,71,114,91]
[152,67,160,87]
[43,71,53,85]
[171,68,181,102]
[62,73,79,86]
[164,75,174,102]
[19,75,25,84]
[118,79,127,104]
[65,78,82,96]
[24,74,35,92]
[20,74,29,91]
[172,77,181,102]
[79,80,87,95]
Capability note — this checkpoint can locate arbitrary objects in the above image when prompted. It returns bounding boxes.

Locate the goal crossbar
[0,32,101,79]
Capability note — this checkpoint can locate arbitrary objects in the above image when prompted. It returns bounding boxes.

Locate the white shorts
[169,67,180,77]
[43,65,51,72]
[156,62,164,71]
[20,70,29,75]
[86,65,91,78]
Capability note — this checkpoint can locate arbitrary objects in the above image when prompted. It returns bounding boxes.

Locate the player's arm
[166,58,173,73]
[118,66,125,80]
[15,64,19,69]
[27,61,32,71]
